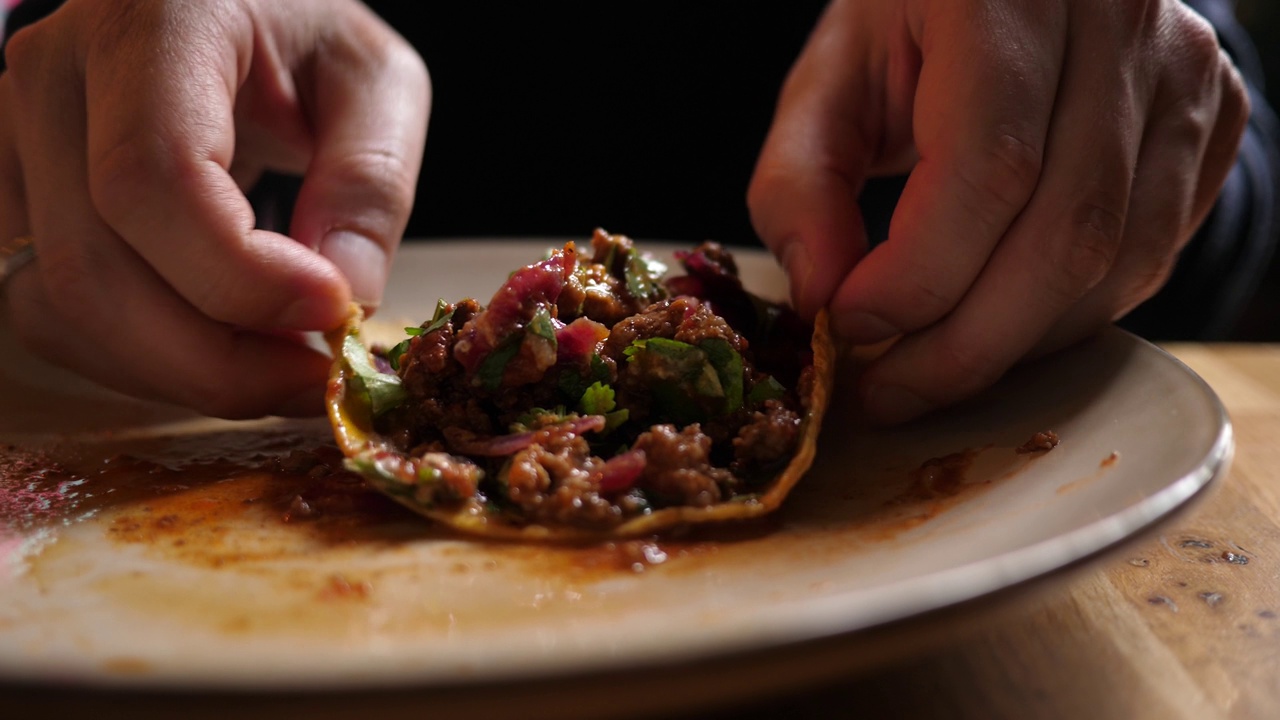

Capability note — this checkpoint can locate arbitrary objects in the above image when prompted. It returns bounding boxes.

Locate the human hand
[748,0,1248,425]
[0,0,429,418]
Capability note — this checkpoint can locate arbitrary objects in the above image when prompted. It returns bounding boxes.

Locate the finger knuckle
[1164,8,1225,89]
[327,149,418,221]
[36,245,99,320]
[746,158,785,205]
[388,36,431,92]
[85,0,152,59]
[954,131,1043,228]
[746,165,792,238]
[3,23,54,93]
[1116,0,1162,38]
[1058,198,1126,295]
[1154,96,1215,149]
[1175,8,1222,63]
[897,264,962,323]
[325,9,426,87]
[745,173,770,227]
[185,267,257,326]
[178,358,261,420]
[773,54,813,110]
[89,136,172,224]
[933,337,1006,393]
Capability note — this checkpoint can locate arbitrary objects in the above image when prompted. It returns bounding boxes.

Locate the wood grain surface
[706,343,1280,720]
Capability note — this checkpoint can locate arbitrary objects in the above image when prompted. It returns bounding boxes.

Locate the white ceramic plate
[0,240,1231,710]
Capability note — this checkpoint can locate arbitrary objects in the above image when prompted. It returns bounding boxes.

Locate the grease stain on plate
[6,416,1020,649]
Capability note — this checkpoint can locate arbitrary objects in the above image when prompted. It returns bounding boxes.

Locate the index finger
[827,0,1067,343]
[82,3,353,332]
[747,0,891,322]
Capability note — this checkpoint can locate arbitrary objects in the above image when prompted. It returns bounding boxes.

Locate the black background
[366,2,829,246]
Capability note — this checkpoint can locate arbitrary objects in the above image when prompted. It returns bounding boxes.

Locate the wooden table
[708,343,1280,720]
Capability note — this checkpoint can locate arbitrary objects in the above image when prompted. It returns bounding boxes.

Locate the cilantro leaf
[476,333,523,391]
[342,334,406,415]
[558,354,612,401]
[624,337,712,424]
[387,327,427,372]
[528,306,557,344]
[422,299,454,334]
[748,375,786,404]
[579,381,617,415]
[577,382,629,432]
[603,408,629,432]
[513,405,570,430]
[699,338,744,414]
[624,252,669,303]
[386,339,412,372]
[389,303,452,372]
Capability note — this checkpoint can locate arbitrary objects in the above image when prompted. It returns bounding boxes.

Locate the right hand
[748,0,1247,425]
[0,0,430,418]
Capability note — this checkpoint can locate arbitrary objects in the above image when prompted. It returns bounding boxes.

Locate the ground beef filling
[633,424,734,507]
[373,237,812,529]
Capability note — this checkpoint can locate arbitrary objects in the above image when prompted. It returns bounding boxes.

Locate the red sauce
[1055,451,1120,495]
[902,448,984,500]
[2,421,1024,581]
[841,447,989,540]
[1016,430,1060,454]
[0,446,85,531]
[3,422,447,555]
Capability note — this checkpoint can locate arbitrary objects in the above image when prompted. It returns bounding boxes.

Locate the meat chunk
[633,424,735,506]
[732,400,801,477]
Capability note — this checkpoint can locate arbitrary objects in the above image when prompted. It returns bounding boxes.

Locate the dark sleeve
[1116,0,1280,341]
[0,0,65,73]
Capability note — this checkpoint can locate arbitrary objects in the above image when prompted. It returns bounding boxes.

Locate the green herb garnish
[624,252,669,303]
[559,354,612,401]
[748,375,786,404]
[476,333,523,391]
[342,334,406,415]
[422,298,454,334]
[528,306,557,344]
[578,381,629,432]
[624,336,747,422]
[699,337,744,414]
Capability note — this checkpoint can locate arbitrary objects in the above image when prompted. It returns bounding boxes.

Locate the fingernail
[319,230,387,309]
[272,385,327,418]
[863,384,933,426]
[835,311,900,344]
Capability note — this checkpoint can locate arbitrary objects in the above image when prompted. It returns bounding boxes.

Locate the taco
[325,229,833,540]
